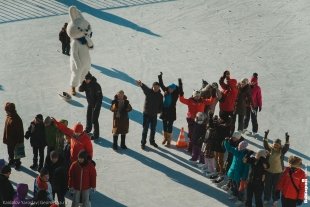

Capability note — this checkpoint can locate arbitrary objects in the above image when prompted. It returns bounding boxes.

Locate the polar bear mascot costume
[66,6,94,95]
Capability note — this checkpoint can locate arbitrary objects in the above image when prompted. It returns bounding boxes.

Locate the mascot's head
[67,6,92,40]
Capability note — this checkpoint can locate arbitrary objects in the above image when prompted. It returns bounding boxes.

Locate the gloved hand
[202,79,208,87]
[296,199,303,206]
[251,108,257,116]
[264,130,270,139]
[178,78,184,96]
[285,132,290,143]
[158,72,163,78]
[274,190,280,201]
[258,106,262,112]
[91,188,96,193]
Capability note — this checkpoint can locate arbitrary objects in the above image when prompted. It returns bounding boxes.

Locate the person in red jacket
[179,81,215,153]
[52,119,93,163]
[275,156,306,207]
[69,150,96,207]
[219,70,238,135]
[243,73,262,135]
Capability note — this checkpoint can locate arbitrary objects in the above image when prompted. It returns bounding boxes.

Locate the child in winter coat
[244,150,270,207]
[25,114,47,172]
[275,156,306,207]
[263,130,290,206]
[224,138,250,205]
[13,183,30,207]
[110,90,132,150]
[33,168,53,202]
[69,150,96,207]
[189,112,207,164]
[201,135,215,176]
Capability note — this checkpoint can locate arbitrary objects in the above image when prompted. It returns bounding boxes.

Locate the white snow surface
[0,0,309,206]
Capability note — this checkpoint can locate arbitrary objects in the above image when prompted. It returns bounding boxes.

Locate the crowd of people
[0,70,307,207]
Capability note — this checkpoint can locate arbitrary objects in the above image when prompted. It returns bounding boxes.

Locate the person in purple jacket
[13,183,30,207]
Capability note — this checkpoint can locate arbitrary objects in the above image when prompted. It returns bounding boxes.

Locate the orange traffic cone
[176,127,188,148]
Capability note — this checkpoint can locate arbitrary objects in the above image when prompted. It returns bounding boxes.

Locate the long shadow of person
[57,0,160,37]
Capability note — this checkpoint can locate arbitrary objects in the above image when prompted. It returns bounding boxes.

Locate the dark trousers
[186,118,195,152]
[281,196,298,207]
[61,42,70,55]
[244,107,258,133]
[232,113,245,131]
[53,190,66,207]
[219,110,234,134]
[245,181,264,207]
[141,113,157,145]
[231,180,243,200]
[264,172,281,202]
[32,146,45,166]
[163,120,174,133]
[86,105,101,138]
[7,144,21,165]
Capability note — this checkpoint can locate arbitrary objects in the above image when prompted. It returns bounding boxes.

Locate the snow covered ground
[0,0,309,206]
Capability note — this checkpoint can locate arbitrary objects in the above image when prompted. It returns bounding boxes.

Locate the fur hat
[1,165,11,174]
[232,131,242,140]
[256,149,268,159]
[85,72,93,80]
[288,156,302,168]
[192,90,201,97]
[211,82,218,89]
[4,102,15,113]
[238,141,248,151]
[274,139,281,145]
[35,114,43,121]
[240,78,249,85]
[73,122,83,134]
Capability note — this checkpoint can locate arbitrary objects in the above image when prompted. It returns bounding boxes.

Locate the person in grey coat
[136,80,163,149]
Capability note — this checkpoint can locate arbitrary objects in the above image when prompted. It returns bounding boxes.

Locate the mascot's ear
[69,6,83,21]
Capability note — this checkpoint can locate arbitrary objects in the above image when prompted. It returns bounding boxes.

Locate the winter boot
[120,135,127,149]
[166,133,172,147]
[71,87,76,96]
[113,135,118,150]
[30,162,38,170]
[162,132,168,145]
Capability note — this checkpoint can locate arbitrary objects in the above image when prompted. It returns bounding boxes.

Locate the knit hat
[152,81,160,86]
[168,83,177,90]
[1,165,11,174]
[232,131,242,140]
[85,72,93,80]
[117,90,124,95]
[238,141,248,151]
[35,114,43,121]
[251,73,258,84]
[73,122,83,134]
[192,90,201,97]
[274,139,281,145]
[288,156,302,168]
[240,78,249,85]
[256,149,268,159]
[44,116,52,126]
[4,102,15,113]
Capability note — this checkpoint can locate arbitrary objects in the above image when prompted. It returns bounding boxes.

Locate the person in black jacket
[44,151,67,207]
[79,73,103,140]
[59,23,70,55]
[244,149,269,207]
[25,114,46,172]
[136,80,163,149]
[0,165,15,207]
[157,72,180,147]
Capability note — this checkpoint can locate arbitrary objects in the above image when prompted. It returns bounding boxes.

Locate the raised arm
[158,72,168,91]
[281,132,290,155]
[263,130,271,151]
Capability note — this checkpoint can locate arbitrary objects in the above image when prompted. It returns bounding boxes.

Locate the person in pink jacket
[179,80,215,153]
[243,73,262,135]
